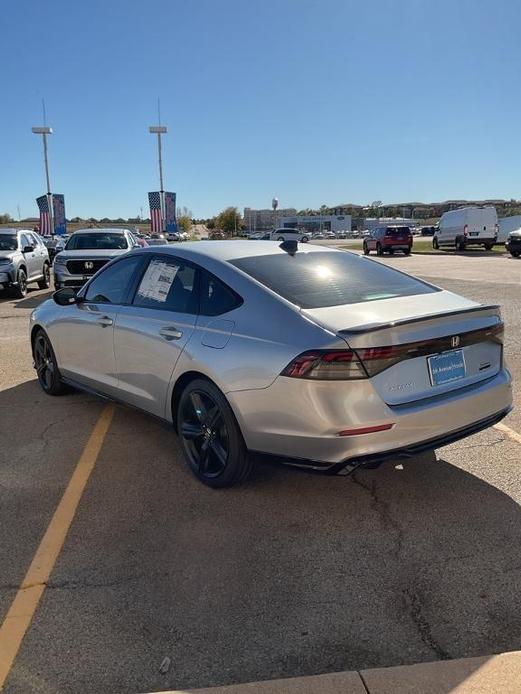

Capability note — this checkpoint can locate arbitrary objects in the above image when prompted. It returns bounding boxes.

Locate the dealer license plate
[427,350,466,386]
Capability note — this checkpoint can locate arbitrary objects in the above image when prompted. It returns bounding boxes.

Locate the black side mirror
[53,287,83,306]
[23,245,35,253]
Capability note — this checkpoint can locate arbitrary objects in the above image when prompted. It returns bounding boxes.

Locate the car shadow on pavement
[7,397,518,694]
[0,288,53,308]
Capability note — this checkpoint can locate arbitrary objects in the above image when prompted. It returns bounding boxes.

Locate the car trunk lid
[302,293,503,405]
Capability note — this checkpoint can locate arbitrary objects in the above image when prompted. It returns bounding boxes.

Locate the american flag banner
[36,195,51,236]
[148,191,163,232]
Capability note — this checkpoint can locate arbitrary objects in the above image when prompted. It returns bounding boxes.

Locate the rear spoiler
[339,304,501,336]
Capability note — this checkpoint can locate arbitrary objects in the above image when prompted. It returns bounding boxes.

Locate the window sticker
[137,259,179,303]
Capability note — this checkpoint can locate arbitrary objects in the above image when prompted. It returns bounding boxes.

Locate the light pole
[149,125,167,229]
[31,126,54,234]
[272,197,278,229]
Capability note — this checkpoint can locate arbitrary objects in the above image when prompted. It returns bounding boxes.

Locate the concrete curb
[144,650,521,694]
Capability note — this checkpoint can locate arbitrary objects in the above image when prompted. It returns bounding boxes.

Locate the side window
[30,232,43,247]
[21,233,33,249]
[199,270,242,316]
[133,256,198,313]
[84,255,143,304]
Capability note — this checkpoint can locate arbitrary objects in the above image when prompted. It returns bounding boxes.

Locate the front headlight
[0,258,13,266]
[53,254,66,265]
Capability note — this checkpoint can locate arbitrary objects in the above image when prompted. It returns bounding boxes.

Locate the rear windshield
[230,251,438,308]
[385,227,410,235]
[65,233,128,250]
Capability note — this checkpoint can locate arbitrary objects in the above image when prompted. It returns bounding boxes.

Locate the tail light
[463,224,469,237]
[495,223,499,236]
[282,323,503,381]
[281,350,367,380]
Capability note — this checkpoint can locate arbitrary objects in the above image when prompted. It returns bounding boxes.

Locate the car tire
[389,249,394,255]
[38,263,51,289]
[376,243,383,256]
[277,237,285,242]
[404,247,411,255]
[32,329,69,396]
[363,242,370,255]
[510,251,520,258]
[177,378,252,488]
[484,243,494,251]
[432,237,439,250]
[12,268,27,298]
[456,240,465,252]
[301,236,309,243]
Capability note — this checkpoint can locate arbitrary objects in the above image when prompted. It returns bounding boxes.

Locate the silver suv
[53,228,139,289]
[0,228,51,297]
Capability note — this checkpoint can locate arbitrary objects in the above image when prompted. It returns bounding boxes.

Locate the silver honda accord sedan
[30,241,512,487]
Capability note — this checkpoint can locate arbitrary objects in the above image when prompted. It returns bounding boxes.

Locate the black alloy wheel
[33,330,67,395]
[38,263,51,289]
[13,269,27,298]
[177,379,251,487]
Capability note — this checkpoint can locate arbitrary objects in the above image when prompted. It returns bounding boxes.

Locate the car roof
[70,228,129,234]
[0,228,28,234]
[134,240,340,263]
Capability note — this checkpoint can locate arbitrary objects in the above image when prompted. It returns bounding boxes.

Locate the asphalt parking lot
[1,252,521,694]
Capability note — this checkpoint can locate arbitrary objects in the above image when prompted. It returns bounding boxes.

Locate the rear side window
[230,251,438,309]
[199,270,242,316]
[133,256,198,314]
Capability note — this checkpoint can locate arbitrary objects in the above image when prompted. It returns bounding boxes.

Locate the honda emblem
[85,261,94,270]
[451,335,460,348]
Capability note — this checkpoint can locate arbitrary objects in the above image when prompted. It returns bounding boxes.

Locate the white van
[433,206,498,251]
[267,227,310,243]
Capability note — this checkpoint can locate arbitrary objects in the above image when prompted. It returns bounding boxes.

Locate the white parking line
[494,422,521,446]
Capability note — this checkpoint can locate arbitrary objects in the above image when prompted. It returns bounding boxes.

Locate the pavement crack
[448,436,505,451]
[351,473,403,557]
[402,586,450,660]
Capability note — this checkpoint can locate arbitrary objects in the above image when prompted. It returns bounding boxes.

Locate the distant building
[363,217,416,231]
[279,214,352,233]
[244,207,297,230]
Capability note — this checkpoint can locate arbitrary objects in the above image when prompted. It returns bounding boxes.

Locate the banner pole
[42,133,54,234]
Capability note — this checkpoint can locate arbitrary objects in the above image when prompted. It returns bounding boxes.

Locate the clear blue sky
[1,0,520,220]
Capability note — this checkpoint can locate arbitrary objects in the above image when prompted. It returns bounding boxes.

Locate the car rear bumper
[229,367,513,467]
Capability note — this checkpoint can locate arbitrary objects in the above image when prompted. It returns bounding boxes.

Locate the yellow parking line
[0,404,115,691]
[494,421,521,446]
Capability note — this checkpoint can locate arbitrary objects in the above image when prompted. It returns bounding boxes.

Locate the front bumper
[228,367,513,467]
[0,266,16,287]
[54,266,91,288]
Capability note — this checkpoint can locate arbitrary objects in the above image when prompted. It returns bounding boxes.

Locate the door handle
[159,326,183,340]
[97,316,113,327]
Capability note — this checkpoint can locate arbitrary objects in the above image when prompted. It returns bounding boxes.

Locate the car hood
[55,248,130,260]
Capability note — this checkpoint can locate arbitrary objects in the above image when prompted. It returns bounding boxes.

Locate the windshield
[231,251,438,308]
[65,233,128,250]
[0,234,18,251]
